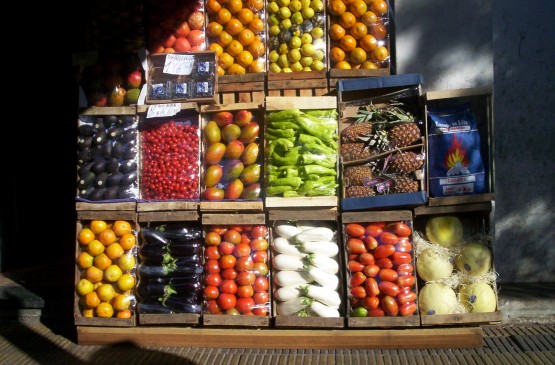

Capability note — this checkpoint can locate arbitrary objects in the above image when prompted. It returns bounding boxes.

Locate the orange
[217,65,226,76]
[117,273,136,292]
[209,42,224,56]
[360,10,378,26]
[163,47,176,53]
[207,21,224,37]
[87,240,105,256]
[225,18,244,36]
[227,0,243,14]
[104,264,123,283]
[95,302,114,318]
[370,0,388,16]
[85,266,104,284]
[78,228,95,245]
[238,28,255,46]
[119,233,136,251]
[342,0,357,4]
[98,228,117,245]
[76,252,94,269]
[105,243,124,260]
[82,308,94,318]
[93,253,112,271]
[339,34,357,52]
[227,63,246,75]
[89,220,107,235]
[206,0,222,14]
[248,59,265,73]
[359,34,378,51]
[371,45,389,62]
[237,50,254,67]
[329,23,346,41]
[248,18,265,34]
[350,47,367,64]
[349,22,367,39]
[330,46,346,63]
[116,309,132,319]
[335,60,352,69]
[218,52,235,69]
[350,0,367,17]
[226,40,244,57]
[96,283,116,302]
[111,293,131,311]
[370,23,388,39]
[329,0,346,16]
[216,8,232,24]
[247,0,264,11]
[248,39,265,58]
[85,291,101,308]
[175,21,191,37]
[218,31,233,47]
[361,60,379,69]
[237,8,254,24]
[339,11,357,29]
[162,33,176,48]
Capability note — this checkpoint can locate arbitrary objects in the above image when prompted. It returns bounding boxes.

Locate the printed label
[147,103,181,118]
[163,54,194,75]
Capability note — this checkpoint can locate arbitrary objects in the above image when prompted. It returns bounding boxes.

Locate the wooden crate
[424,87,495,206]
[267,71,330,97]
[413,201,502,326]
[268,209,345,329]
[74,211,138,327]
[342,210,421,328]
[136,211,202,326]
[145,51,217,105]
[198,102,265,212]
[216,74,266,104]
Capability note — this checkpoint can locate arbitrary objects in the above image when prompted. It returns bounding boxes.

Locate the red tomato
[220,279,238,294]
[219,254,237,269]
[379,268,398,282]
[375,257,393,269]
[396,275,415,288]
[205,231,221,246]
[253,291,269,304]
[236,297,255,314]
[204,285,219,299]
[345,223,365,238]
[252,250,268,263]
[240,233,251,245]
[395,237,412,253]
[217,293,237,310]
[359,252,375,265]
[210,225,228,235]
[396,291,416,304]
[373,244,395,259]
[378,281,400,297]
[348,253,359,261]
[396,263,414,276]
[253,306,268,316]
[368,307,385,317]
[362,296,380,310]
[253,276,269,292]
[218,241,235,255]
[365,277,380,297]
[250,225,268,238]
[236,256,254,271]
[363,264,380,278]
[237,271,256,286]
[225,308,241,315]
[399,301,417,317]
[365,224,383,238]
[237,285,254,298]
[229,225,244,233]
[205,259,220,274]
[350,285,367,299]
[382,296,399,316]
[347,238,367,254]
[250,237,269,251]
[233,243,252,257]
[350,271,367,287]
[204,273,222,287]
[364,236,378,250]
[391,251,412,266]
[206,299,221,314]
[253,262,269,276]
[379,231,399,245]
[348,260,365,272]
[205,245,221,260]
[221,268,238,280]
[387,222,412,237]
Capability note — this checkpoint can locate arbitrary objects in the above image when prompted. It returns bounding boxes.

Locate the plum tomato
[350,286,367,299]
[348,260,365,272]
[362,296,380,310]
[382,296,399,316]
[365,224,383,238]
[378,281,400,297]
[365,277,380,297]
[391,251,412,266]
[395,237,412,253]
[375,257,393,269]
[378,268,398,282]
[345,223,365,238]
[364,236,378,250]
[373,244,395,259]
[396,263,414,276]
[399,301,417,317]
[363,264,380,278]
[396,290,416,304]
[396,275,415,288]
[379,231,399,245]
[386,222,412,237]
[347,238,367,254]
[350,271,367,287]
[358,252,375,265]
[368,307,385,317]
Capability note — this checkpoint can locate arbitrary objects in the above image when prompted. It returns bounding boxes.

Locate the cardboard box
[337,74,427,211]
[413,201,502,325]
[342,210,420,328]
[145,52,217,104]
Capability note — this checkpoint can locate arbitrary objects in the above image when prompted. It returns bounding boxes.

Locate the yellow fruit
[85,291,101,308]
[105,243,124,260]
[78,228,95,245]
[103,264,123,283]
[111,293,132,311]
[117,253,136,272]
[82,308,94,317]
[93,253,112,271]
[425,216,463,248]
[117,273,136,292]
[89,220,107,235]
[87,240,105,256]
[96,302,114,318]
[119,233,136,251]
[75,278,94,296]
[85,266,104,284]
[98,229,117,246]
[76,252,94,269]
[96,283,116,302]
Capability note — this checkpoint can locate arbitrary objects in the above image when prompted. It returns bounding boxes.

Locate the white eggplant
[274,270,313,287]
[298,241,339,257]
[309,300,340,317]
[274,221,302,238]
[305,254,339,274]
[300,284,341,309]
[274,286,302,302]
[273,254,306,271]
[293,227,334,243]
[295,220,334,231]
[277,296,312,316]
[273,237,305,258]
[307,265,339,290]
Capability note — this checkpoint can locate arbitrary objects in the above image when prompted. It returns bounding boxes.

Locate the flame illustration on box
[445,135,470,176]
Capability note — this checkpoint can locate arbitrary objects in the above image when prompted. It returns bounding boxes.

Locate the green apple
[269,50,280,63]
[291,11,303,25]
[289,36,302,49]
[280,18,292,30]
[278,54,290,67]
[270,25,281,36]
[311,26,324,39]
[279,6,291,19]
[301,7,315,19]
[269,14,279,26]
[269,62,282,73]
[290,61,304,72]
[268,1,280,13]
[288,48,302,62]
[279,43,289,54]
[301,43,316,56]
[300,56,313,67]
[288,0,302,12]
[301,33,313,45]
[310,0,324,12]
[311,59,325,71]
[278,0,290,7]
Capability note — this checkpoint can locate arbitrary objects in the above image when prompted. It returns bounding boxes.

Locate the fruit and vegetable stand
[73,0,497,349]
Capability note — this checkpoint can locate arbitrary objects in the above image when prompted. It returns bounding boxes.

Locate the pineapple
[388,122,421,147]
[344,165,373,186]
[389,152,424,173]
[341,122,373,143]
[340,143,370,162]
[345,186,375,198]
[392,175,419,193]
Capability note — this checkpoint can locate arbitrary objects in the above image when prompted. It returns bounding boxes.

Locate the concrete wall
[395,1,555,283]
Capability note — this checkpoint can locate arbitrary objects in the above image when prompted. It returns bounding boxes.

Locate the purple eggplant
[137,277,202,301]
[137,262,203,279]
[139,240,202,262]
[139,299,202,314]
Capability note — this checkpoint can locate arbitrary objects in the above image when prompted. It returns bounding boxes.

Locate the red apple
[89,92,108,107]
[127,70,142,88]
[234,110,253,127]
[214,112,234,127]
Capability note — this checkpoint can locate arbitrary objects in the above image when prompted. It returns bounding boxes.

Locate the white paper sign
[163,54,194,75]
[147,103,181,118]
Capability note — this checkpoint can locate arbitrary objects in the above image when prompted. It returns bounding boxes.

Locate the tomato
[348,254,359,261]
[252,250,268,263]
[218,241,235,255]
[391,251,412,266]
[348,260,365,272]
[386,222,412,237]
[350,286,367,299]
[253,291,269,305]
[206,299,221,314]
[237,285,254,298]
[379,231,399,245]
[362,296,380,310]
[204,273,222,287]
[229,225,244,233]
[373,244,395,259]
[204,259,220,274]
[396,275,415,288]
[396,263,414,276]
[395,237,412,253]
[396,291,416,304]
[253,306,268,316]
[253,276,269,292]
[225,308,241,316]
[210,225,228,235]
[368,307,385,317]
[378,281,400,297]
[221,268,238,280]
[358,252,375,265]
[217,293,237,310]
[382,296,399,316]
[235,256,254,271]
[205,231,221,246]
[365,277,380,297]
[363,264,380,278]
[224,229,242,244]
[219,254,237,269]
[375,257,393,269]
[345,223,365,238]
[204,285,219,299]
[205,245,221,260]
[233,243,252,257]
[237,271,256,286]
[250,225,268,238]
[253,262,269,276]
[250,237,269,251]
[350,271,367,287]
[363,236,378,250]
[240,233,251,245]
[351,306,368,317]
[365,224,383,238]
[399,302,417,317]
[220,279,238,294]
[347,238,367,254]
[379,268,398,282]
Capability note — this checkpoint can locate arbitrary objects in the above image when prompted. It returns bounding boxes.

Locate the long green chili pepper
[266,109,303,124]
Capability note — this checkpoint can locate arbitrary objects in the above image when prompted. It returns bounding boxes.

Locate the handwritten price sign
[163,54,194,75]
[147,103,181,118]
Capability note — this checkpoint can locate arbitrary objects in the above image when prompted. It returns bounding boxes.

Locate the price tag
[147,103,181,118]
[163,54,194,75]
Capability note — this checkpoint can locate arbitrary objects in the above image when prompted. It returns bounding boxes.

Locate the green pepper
[266,128,297,139]
[266,185,294,196]
[302,164,336,176]
[271,146,301,166]
[266,109,303,124]
[303,142,337,157]
[306,181,338,196]
[283,190,300,197]
[270,177,302,188]
[298,133,325,146]
[268,138,295,156]
[270,121,300,130]
[301,153,336,169]
[305,109,338,119]
[294,114,337,143]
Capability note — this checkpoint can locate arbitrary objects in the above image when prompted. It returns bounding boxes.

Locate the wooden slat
[202,314,270,327]
[199,201,264,212]
[427,194,496,207]
[268,208,337,221]
[79,106,136,115]
[414,201,493,216]
[420,311,503,326]
[137,210,198,222]
[136,201,199,212]
[201,213,266,225]
[342,210,413,223]
[273,316,344,328]
[138,313,199,325]
[76,202,136,211]
[265,196,338,208]
[77,210,136,221]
